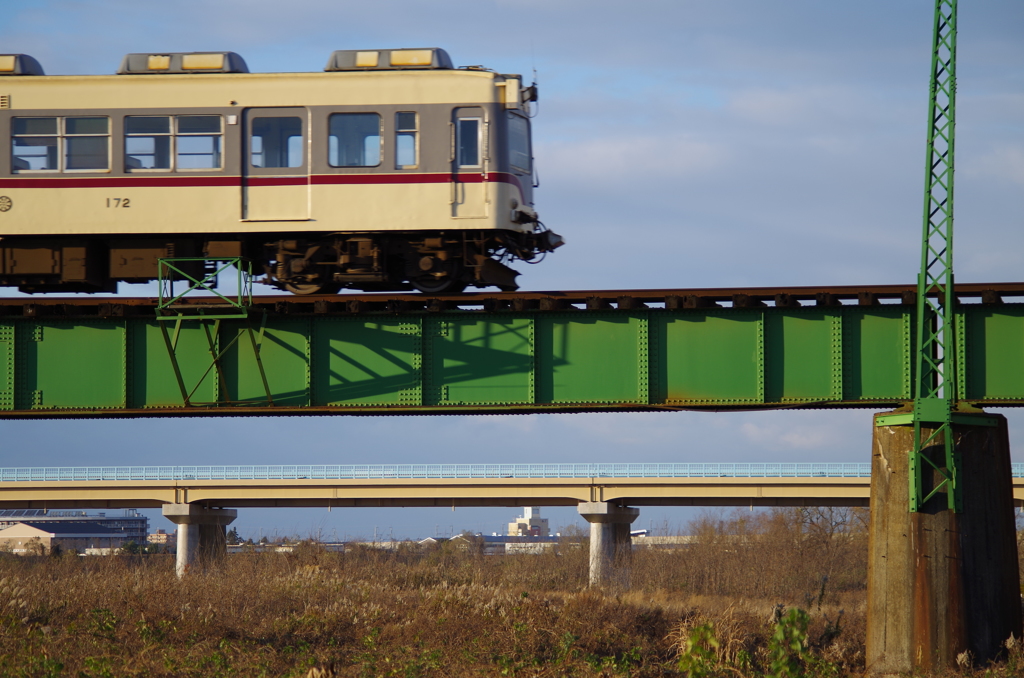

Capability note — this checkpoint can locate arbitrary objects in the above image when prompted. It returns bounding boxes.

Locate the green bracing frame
[911,0,959,512]
[156,258,273,408]
[157,257,254,318]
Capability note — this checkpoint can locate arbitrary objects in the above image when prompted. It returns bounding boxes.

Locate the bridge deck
[2,464,1023,509]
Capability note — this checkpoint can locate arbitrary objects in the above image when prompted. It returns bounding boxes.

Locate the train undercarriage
[0,227,564,295]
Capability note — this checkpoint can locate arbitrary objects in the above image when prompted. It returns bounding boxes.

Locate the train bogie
[0,49,563,294]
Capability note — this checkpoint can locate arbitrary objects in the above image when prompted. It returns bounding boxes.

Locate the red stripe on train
[0,172,524,192]
[0,176,240,189]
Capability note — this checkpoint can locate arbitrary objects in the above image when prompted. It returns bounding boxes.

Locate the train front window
[395,112,417,169]
[250,117,303,168]
[125,115,222,171]
[507,113,531,172]
[457,118,480,168]
[328,113,381,167]
[12,116,109,172]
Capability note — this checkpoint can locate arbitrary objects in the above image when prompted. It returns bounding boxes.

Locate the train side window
[507,112,531,173]
[251,116,303,168]
[328,113,381,167]
[456,118,481,168]
[64,117,109,170]
[125,116,172,169]
[12,117,59,171]
[12,117,108,172]
[125,115,222,171]
[176,116,222,169]
[395,112,417,169]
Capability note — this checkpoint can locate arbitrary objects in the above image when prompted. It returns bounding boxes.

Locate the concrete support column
[162,504,237,578]
[577,502,639,587]
[866,412,1022,676]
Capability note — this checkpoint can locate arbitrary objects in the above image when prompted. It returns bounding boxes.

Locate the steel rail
[3,281,1024,317]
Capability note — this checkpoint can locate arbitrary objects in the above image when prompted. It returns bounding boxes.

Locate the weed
[768,608,810,677]
[676,623,720,677]
[0,510,883,677]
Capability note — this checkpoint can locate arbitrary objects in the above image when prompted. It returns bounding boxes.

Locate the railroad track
[2,281,1023,317]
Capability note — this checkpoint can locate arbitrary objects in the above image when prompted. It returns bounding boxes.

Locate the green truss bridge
[1,282,1024,418]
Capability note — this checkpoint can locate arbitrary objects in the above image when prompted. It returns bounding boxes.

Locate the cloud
[739,421,837,451]
[543,134,730,189]
[964,145,1024,187]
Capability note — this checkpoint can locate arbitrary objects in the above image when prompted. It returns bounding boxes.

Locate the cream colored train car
[0,49,562,294]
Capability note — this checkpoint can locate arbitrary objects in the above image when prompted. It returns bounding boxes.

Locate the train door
[243,108,310,221]
[451,107,487,218]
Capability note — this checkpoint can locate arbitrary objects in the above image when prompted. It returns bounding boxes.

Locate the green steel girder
[0,301,1017,418]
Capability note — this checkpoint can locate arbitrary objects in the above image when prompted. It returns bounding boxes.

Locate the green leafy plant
[768,608,809,678]
[676,622,721,677]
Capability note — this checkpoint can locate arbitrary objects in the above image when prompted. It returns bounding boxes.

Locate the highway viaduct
[5,462,1024,571]
[0,463,881,510]
[8,463,1024,508]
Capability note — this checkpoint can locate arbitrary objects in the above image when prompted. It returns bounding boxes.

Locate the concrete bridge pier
[867,412,1022,676]
[162,504,237,578]
[577,501,639,587]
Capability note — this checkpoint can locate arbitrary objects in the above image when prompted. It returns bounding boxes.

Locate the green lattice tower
[911,0,959,512]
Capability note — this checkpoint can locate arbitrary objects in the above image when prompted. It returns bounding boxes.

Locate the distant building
[632,535,696,548]
[0,521,128,555]
[148,528,176,547]
[507,507,549,537]
[0,509,149,543]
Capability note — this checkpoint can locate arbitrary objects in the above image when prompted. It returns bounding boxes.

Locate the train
[0,48,563,295]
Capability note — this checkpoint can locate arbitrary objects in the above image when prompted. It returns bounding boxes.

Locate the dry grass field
[0,507,1021,677]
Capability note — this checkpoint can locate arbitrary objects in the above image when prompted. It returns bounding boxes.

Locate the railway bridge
[1,282,1023,668]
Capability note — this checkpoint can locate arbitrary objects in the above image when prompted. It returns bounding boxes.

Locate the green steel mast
[911,0,959,512]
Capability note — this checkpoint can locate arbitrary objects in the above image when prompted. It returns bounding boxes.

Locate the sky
[1,0,1022,540]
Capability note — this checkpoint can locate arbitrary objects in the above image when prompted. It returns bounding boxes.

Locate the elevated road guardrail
[1,463,1023,510]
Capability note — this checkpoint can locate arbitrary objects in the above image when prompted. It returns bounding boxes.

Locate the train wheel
[410,275,467,294]
[283,282,340,295]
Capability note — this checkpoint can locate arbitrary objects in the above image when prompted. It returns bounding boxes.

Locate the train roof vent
[325,48,453,71]
[0,54,45,76]
[117,52,249,75]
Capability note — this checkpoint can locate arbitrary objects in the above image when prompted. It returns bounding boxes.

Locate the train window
[395,112,417,169]
[64,117,109,170]
[250,116,302,168]
[125,116,171,169]
[176,115,222,169]
[456,118,481,168]
[12,116,109,172]
[328,113,381,167]
[125,115,222,171]
[507,113,531,172]
[12,117,58,171]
